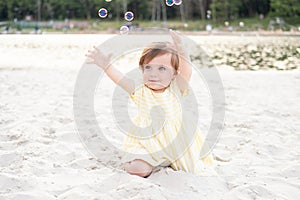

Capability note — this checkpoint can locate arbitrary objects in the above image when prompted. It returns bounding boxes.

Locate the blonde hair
[139,42,179,72]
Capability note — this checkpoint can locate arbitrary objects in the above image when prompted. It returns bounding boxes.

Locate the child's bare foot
[124,159,153,178]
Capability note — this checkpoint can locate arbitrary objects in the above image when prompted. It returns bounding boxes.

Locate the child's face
[142,53,177,92]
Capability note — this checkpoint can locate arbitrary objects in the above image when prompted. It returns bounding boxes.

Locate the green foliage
[270,0,300,17]
[210,0,242,21]
[0,0,298,26]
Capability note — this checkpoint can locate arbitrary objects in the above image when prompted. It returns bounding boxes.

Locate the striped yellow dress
[122,80,214,175]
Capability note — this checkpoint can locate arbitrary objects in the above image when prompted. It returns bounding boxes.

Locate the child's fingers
[170,29,180,37]
[85,54,94,58]
[92,48,106,58]
[170,29,181,35]
[86,52,94,58]
[85,60,95,64]
[93,46,100,52]
[170,31,181,45]
[88,50,98,56]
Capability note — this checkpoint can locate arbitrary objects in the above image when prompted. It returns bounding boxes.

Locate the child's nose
[149,70,158,77]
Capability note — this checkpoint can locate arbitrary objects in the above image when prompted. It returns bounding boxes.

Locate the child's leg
[124,159,153,178]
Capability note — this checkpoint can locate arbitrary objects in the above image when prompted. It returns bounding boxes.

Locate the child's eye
[159,66,166,71]
[144,65,151,70]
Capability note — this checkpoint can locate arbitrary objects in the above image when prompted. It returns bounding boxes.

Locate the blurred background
[1,2,300,200]
[0,0,300,34]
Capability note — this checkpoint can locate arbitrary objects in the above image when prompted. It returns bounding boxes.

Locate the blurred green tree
[0,0,298,24]
[210,0,242,22]
[270,0,300,17]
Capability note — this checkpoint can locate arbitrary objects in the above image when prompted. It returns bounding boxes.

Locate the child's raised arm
[170,30,192,94]
[85,46,135,94]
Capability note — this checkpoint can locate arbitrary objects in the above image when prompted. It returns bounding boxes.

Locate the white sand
[0,34,299,199]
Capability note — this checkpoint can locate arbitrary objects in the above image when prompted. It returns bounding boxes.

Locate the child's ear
[172,71,178,80]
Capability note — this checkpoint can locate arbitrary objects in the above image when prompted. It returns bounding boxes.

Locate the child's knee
[124,159,153,177]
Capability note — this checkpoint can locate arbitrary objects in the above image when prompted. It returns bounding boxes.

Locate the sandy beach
[0,34,299,199]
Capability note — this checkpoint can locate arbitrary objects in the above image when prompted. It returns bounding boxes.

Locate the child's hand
[170,29,188,57]
[170,29,192,90]
[85,46,113,70]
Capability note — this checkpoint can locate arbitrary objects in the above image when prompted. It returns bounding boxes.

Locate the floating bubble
[120,25,129,35]
[124,11,134,21]
[105,0,112,2]
[166,0,174,6]
[174,0,182,5]
[239,21,244,27]
[98,8,108,18]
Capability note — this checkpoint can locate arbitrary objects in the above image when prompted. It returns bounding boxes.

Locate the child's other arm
[85,46,135,94]
[170,30,192,93]
[104,65,135,94]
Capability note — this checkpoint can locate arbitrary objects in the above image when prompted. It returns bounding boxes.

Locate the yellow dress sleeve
[181,87,190,97]
[129,84,143,105]
[171,80,190,97]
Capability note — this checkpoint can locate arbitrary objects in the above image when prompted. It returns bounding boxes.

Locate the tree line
[0,0,299,23]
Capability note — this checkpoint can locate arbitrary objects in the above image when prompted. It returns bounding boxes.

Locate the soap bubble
[124,11,134,21]
[105,0,112,2]
[98,8,108,18]
[120,26,129,35]
[166,0,174,6]
[174,0,182,5]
